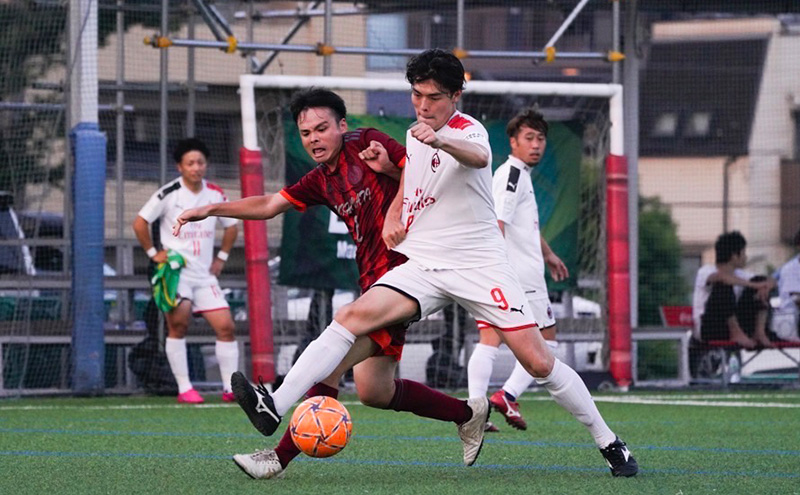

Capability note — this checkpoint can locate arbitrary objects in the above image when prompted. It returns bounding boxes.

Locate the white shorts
[177,275,229,314]
[477,295,556,331]
[373,259,538,332]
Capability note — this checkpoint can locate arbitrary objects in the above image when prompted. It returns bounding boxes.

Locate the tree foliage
[638,196,686,325]
[0,0,181,202]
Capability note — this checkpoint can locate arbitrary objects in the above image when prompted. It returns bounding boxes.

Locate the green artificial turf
[1,390,799,494]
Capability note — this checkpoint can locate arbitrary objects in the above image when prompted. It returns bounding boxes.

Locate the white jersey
[691,264,753,335]
[777,255,800,314]
[492,155,548,299]
[395,111,508,269]
[138,177,237,281]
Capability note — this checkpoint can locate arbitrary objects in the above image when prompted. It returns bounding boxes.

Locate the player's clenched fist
[172,206,210,236]
[358,140,388,164]
[410,122,441,148]
[382,212,406,250]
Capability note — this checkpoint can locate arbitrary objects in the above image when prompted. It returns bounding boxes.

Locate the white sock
[467,343,499,398]
[535,359,617,448]
[215,340,239,393]
[165,337,193,394]
[271,320,356,415]
[502,360,536,399]
[501,341,558,399]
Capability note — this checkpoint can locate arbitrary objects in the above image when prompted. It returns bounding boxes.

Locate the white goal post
[240,74,623,155]
[237,74,632,387]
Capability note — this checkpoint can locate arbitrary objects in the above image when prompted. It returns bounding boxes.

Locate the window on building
[366,14,408,71]
[684,112,712,138]
[651,112,678,138]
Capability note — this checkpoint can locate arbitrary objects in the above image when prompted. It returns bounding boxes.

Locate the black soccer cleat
[231,371,282,436]
[599,437,639,477]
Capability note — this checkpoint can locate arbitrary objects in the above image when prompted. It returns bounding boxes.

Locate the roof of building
[639,37,769,156]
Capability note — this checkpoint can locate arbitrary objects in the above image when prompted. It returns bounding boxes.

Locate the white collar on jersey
[179,177,206,194]
[507,154,534,173]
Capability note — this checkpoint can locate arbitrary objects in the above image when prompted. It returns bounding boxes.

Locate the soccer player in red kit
[173,88,488,479]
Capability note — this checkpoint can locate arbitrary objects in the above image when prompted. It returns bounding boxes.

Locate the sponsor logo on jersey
[404,187,436,214]
[333,187,372,219]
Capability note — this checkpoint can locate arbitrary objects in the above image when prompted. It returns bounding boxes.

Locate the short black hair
[715,230,747,263]
[405,48,465,95]
[289,88,347,124]
[793,227,800,247]
[173,138,209,163]
[506,107,549,138]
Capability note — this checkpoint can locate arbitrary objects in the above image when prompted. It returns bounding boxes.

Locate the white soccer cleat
[232,449,285,480]
[458,397,490,466]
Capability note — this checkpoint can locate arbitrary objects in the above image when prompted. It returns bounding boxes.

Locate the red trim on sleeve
[396,155,406,169]
[279,189,307,212]
[447,115,474,130]
[206,182,227,200]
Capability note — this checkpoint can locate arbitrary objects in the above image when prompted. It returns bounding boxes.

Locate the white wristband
[216,250,229,261]
[146,247,158,259]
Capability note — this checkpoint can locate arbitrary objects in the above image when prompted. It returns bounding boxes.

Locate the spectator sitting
[691,231,775,349]
[773,228,800,341]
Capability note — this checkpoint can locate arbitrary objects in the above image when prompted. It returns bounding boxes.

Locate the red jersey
[280,128,408,291]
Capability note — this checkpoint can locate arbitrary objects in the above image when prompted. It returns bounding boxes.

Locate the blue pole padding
[70,122,107,395]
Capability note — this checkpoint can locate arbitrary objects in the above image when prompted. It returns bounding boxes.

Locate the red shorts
[368,323,407,361]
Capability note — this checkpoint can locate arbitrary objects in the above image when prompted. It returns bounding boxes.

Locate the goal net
[239,74,627,389]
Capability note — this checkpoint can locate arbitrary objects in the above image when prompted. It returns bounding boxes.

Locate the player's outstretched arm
[409,122,489,169]
[173,194,292,236]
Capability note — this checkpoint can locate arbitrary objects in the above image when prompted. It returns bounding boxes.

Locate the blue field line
[0,427,263,439]
[4,426,800,458]
[0,449,798,479]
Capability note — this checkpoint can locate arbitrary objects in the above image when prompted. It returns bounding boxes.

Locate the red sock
[387,379,471,424]
[274,383,339,468]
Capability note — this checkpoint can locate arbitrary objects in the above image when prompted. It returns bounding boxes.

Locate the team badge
[547,304,553,320]
[431,151,441,172]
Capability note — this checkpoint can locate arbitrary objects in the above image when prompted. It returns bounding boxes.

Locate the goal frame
[238,74,632,388]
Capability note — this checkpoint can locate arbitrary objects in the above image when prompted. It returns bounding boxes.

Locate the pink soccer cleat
[489,390,527,430]
[177,388,205,404]
[222,392,236,403]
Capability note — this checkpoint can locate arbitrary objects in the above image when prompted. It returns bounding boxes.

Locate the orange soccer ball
[289,396,353,458]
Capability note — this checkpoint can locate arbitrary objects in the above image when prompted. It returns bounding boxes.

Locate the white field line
[517,392,800,402]
[1,393,799,411]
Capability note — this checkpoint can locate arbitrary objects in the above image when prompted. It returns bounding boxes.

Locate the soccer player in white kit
[237,49,638,476]
[467,108,569,432]
[133,138,240,404]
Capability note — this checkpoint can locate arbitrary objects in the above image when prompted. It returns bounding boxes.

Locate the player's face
[176,150,207,187]
[297,107,347,166]
[510,125,547,167]
[732,249,747,268]
[411,80,461,131]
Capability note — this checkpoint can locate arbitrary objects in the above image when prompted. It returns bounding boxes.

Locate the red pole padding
[605,154,632,388]
[239,147,275,382]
